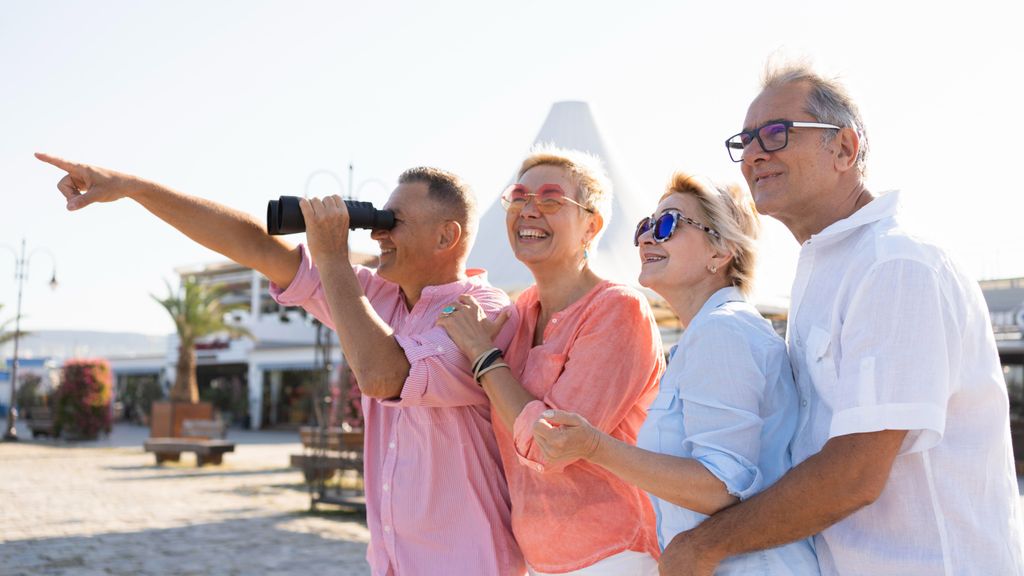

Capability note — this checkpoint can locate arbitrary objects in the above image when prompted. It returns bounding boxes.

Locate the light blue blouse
[637,287,819,575]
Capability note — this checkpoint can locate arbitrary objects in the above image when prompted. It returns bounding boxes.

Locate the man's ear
[833,127,860,173]
[437,220,463,252]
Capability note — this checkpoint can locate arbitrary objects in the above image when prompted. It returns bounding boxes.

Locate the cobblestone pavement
[0,423,370,576]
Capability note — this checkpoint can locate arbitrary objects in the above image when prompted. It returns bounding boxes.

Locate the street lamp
[3,239,58,441]
[304,169,348,200]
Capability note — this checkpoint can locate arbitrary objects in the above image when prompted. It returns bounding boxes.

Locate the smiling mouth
[380,248,396,255]
[642,254,665,264]
[518,229,550,240]
[755,172,781,183]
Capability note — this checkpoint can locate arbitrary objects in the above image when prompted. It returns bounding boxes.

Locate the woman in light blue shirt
[533,173,818,574]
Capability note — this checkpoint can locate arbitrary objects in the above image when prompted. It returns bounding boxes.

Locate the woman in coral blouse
[531,174,820,575]
[438,146,663,575]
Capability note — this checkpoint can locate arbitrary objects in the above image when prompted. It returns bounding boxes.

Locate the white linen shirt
[637,287,819,575]
[787,190,1024,575]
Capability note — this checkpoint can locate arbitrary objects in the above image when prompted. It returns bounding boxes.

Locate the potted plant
[149,277,250,437]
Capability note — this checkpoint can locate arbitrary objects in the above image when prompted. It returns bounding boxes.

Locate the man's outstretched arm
[36,152,300,288]
[659,429,907,576]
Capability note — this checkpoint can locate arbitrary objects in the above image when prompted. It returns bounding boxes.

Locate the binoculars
[267,196,396,235]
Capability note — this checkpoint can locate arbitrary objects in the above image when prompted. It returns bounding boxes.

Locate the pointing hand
[36,152,136,211]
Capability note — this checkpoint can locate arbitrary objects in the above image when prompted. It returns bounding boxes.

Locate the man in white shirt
[659,63,1024,575]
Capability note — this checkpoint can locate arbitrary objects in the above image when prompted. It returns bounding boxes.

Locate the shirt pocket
[804,326,837,407]
[639,387,686,457]
[521,350,568,398]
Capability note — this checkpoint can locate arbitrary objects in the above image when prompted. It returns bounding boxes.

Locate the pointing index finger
[35,152,82,173]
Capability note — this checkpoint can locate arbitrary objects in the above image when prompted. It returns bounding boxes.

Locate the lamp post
[3,239,58,441]
[305,169,348,200]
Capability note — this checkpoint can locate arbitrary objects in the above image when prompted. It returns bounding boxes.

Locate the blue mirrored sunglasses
[634,210,720,246]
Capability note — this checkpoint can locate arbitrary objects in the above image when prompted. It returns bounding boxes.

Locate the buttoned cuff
[830,402,946,455]
[697,452,763,501]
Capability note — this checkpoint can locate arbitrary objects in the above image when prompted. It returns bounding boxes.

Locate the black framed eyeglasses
[634,210,720,246]
[725,120,841,162]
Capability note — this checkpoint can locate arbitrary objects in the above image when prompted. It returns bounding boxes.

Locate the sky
[3,0,1023,335]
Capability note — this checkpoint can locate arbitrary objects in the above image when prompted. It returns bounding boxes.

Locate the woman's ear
[584,211,604,246]
[709,249,734,274]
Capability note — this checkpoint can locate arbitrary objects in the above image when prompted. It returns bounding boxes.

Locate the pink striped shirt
[272,245,524,576]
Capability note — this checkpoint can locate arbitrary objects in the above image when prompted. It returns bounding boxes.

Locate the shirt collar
[686,286,746,333]
[416,269,490,302]
[809,190,900,245]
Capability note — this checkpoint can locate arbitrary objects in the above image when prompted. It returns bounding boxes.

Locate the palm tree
[0,304,28,347]
[153,277,251,403]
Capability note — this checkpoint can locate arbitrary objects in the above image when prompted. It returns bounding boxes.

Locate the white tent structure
[468,101,647,291]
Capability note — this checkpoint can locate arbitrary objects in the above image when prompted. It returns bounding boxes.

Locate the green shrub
[55,359,113,440]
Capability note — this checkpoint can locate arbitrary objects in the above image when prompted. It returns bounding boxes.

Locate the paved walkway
[4,423,1024,575]
[0,423,370,575]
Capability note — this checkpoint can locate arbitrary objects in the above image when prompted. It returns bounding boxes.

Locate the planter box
[149,401,214,438]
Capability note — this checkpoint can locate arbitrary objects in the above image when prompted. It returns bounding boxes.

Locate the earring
[707,264,718,273]
[584,247,590,260]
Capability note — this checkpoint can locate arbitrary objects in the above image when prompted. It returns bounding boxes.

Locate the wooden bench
[145,418,233,466]
[289,453,364,482]
[291,427,365,486]
[144,438,236,466]
[27,406,56,438]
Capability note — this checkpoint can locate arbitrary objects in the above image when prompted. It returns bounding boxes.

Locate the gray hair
[398,166,478,247]
[762,61,869,176]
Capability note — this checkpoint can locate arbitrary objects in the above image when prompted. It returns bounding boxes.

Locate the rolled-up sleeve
[512,289,662,473]
[269,244,388,329]
[385,327,487,408]
[676,321,767,500]
[829,258,955,454]
[384,286,514,409]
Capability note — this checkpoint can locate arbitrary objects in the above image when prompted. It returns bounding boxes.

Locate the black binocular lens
[267,196,396,235]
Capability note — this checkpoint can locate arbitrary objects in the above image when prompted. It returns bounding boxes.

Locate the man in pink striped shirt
[273,168,524,575]
[36,155,525,576]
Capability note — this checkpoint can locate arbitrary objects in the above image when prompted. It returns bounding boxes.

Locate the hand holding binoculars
[267,196,395,235]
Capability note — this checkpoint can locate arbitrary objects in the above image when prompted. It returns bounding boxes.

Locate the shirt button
[383,483,389,491]
[436,346,443,352]
[383,525,391,533]
[388,442,396,449]
[535,464,544,472]
[551,318,558,324]
[801,399,808,407]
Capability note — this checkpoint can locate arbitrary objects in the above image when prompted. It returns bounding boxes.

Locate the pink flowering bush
[54,359,113,440]
[325,368,364,431]
[341,369,364,430]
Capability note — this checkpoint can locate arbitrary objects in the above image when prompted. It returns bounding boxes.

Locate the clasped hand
[531,410,602,466]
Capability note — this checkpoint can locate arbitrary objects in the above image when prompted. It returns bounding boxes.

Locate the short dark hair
[398,167,477,244]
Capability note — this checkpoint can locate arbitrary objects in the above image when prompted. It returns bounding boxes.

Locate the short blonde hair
[660,172,760,296]
[517,144,613,246]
